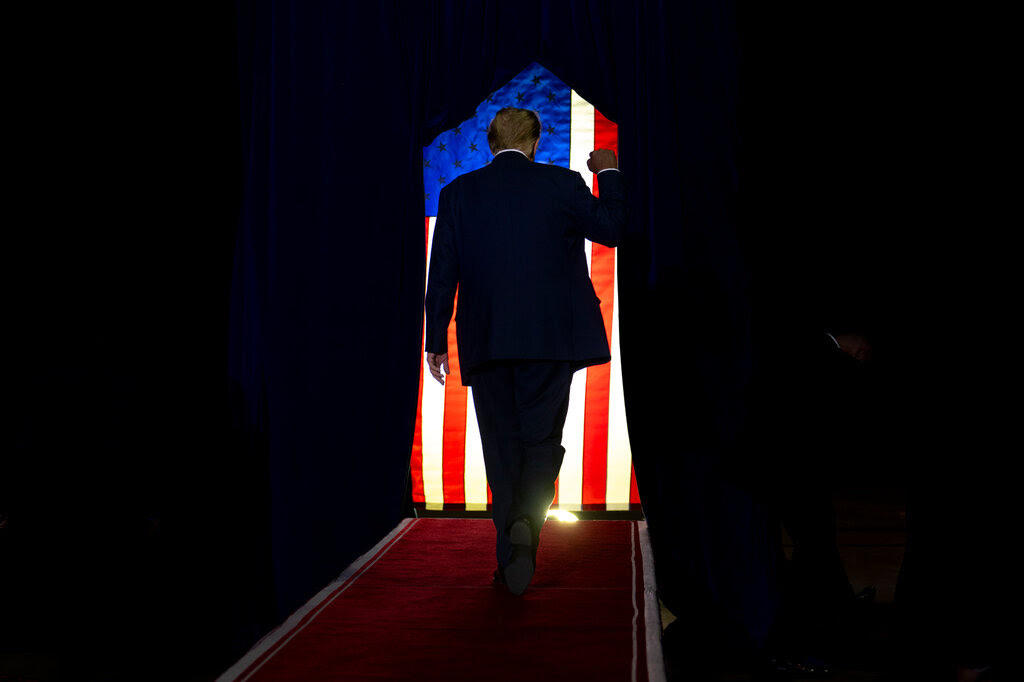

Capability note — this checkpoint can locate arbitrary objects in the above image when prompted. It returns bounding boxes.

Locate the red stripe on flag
[411,372,425,502]
[410,218,430,503]
[582,110,619,506]
[441,296,468,505]
[582,244,614,504]
[630,464,641,504]
[593,109,618,162]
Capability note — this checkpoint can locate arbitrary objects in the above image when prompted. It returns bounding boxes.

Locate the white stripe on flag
[559,369,586,510]
[570,90,596,193]
[463,388,488,510]
[422,217,445,509]
[606,254,632,509]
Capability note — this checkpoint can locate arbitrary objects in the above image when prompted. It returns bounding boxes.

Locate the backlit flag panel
[413,63,639,511]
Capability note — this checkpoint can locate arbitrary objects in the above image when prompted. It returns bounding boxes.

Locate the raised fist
[587,149,618,173]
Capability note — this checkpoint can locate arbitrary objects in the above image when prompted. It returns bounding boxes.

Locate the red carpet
[218,519,664,681]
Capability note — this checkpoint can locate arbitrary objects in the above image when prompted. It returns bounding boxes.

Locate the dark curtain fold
[230,0,774,651]
[230,0,426,621]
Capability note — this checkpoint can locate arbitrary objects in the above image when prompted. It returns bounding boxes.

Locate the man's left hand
[427,352,449,385]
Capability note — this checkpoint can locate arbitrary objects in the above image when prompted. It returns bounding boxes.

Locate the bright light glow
[546,509,579,523]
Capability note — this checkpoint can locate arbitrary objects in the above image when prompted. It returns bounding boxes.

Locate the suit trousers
[469,360,573,568]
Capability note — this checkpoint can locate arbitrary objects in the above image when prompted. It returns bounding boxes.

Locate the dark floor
[824,488,908,680]
[660,485,910,682]
[832,487,908,603]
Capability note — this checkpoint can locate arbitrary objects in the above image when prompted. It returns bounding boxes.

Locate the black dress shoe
[503,518,535,596]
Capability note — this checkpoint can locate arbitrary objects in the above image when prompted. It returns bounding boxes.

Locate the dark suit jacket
[425,150,627,385]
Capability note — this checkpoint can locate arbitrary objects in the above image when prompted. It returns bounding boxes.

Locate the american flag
[413,63,639,511]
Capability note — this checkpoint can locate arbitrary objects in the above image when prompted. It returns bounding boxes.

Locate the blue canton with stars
[423,63,572,217]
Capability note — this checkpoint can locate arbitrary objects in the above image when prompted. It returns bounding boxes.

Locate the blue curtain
[230,0,776,652]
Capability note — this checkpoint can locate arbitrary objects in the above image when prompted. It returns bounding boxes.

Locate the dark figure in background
[733,77,885,668]
[424,107,627,595]
[728,317,879,677]
[771,328,877,665]
[728,160,883,663]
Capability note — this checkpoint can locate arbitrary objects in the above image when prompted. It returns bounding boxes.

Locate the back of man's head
[487,108,541,155]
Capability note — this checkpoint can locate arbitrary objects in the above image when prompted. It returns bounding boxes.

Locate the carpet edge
[215,518,418,682]
[638,521,666,682]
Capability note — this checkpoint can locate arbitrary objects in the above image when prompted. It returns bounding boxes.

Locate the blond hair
[486,107,541,155]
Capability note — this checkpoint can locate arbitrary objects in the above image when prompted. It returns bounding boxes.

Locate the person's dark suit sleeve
[568,169,627,247]
[424,186,458,355]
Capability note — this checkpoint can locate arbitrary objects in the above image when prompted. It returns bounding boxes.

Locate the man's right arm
[571,149,627,247]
